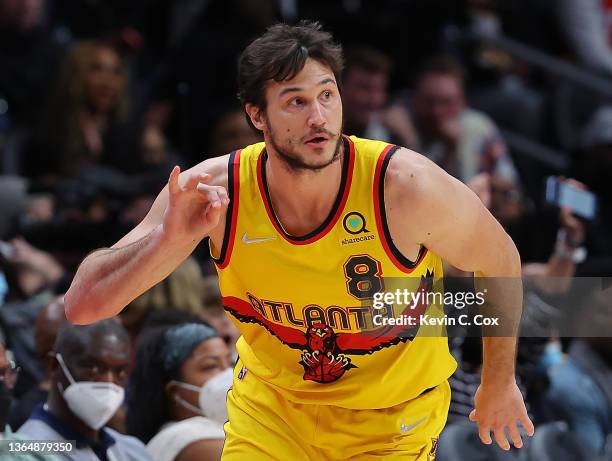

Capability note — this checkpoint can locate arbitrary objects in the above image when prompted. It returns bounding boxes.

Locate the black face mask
[0,380,13,430]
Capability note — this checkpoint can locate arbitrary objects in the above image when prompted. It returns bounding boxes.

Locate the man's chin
[270,134,342,172]
[294,146,340,171]
[280,153,334,171]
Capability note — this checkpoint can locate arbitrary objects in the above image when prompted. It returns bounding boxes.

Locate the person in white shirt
[127,323,233,461]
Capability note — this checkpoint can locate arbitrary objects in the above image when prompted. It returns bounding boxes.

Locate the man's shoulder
[384,146,445,202]
[105,428,152,460]
[17,418,62,440]
[187,142,265,188]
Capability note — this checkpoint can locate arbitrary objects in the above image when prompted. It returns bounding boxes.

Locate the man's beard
[267,120,343,172]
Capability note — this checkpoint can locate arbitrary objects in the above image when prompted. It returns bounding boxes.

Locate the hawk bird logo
[223,271,434,383]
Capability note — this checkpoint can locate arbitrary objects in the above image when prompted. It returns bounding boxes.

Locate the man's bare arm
[385,149,533,450]
[64,155,230,324]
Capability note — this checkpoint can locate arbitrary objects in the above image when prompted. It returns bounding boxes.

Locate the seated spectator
[18,319,151,461]
[572,107,612,275]
[341,47,395,141]
[0,0,64,128]
[558,0,612,76]
[209,108,262,155]
[8,295,67,430]
[120,257,206,336]
[24,40,142,186]
[546,290,612,456]
[395,57,518,186]
[0,237,65,303]
[0,336,20,430]
[127,323,232,461]
[0,338,61,461]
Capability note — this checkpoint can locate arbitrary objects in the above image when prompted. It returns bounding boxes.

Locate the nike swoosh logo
[241,233,277,244]
[400,417,426,433]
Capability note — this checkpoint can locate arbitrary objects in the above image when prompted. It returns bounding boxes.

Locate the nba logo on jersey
[428,437,439,460]
[238,366,248,380]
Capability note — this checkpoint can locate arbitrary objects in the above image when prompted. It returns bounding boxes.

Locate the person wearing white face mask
[18,319,152,461]
[127,323,233,461]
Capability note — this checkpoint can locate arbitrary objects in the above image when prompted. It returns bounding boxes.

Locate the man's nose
[308,101,327,127]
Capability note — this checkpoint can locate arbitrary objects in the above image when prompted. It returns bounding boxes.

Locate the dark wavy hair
[125,321,217,443]
[237,20,344,114]
[126,327,175,443]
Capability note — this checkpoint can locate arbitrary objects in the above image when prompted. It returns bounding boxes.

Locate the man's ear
[245,104,266,132]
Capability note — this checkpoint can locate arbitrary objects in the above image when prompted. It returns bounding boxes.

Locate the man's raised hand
[162,166,229,245]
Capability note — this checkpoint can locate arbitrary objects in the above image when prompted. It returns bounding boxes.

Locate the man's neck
[265,143,344,236]
[47,388,99,442]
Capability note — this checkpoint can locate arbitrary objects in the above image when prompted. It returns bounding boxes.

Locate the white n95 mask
[171,367,233,424]
[56,353,125,430]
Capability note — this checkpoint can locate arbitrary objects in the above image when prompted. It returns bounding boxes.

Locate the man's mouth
[304,134,331,146]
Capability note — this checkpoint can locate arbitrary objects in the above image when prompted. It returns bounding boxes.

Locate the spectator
[209,108,261,155]
[400,57,518,186]
[0,237,65,303]
[8,295,67,430]
[521,179,588,293]
[127,323,232,461]
[546,289,612,456]
[120,257,206,336]
[341,46,394,141]
[558,0,612,76]
[0,338,61,460]
[0,176,27,240]
[573,106,612,276]
[25,40,141,185]
[18,319,151,461]
[0,0,65,127]
[0,338,20,430]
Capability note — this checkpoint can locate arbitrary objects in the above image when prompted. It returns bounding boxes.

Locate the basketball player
[65,22,534,460]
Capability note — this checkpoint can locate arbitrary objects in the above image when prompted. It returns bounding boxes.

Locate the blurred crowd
[0,0,611,460]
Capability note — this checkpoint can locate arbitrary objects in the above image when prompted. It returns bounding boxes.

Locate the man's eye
[322,90,331,99]
[290,98,303,106]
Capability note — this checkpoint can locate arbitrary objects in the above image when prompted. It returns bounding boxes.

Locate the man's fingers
[520,413,535,437]
[168,166,181,195]
[477,423,492,445]
[204,199,222,226]
[183,173,210,191]
[197,184,228,206]
[469,410,477,422]
[493,426,511,451]
[216,186,230,206]
[508,422,523,449]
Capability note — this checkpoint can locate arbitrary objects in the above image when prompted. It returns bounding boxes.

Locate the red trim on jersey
[215,149,241,269]
[257,136,355,245]
[373,146,428,273]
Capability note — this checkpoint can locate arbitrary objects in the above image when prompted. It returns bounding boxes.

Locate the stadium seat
[522,421,599,461]
[437,423,519,461]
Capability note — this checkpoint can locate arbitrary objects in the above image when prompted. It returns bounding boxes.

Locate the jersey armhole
[210,150,241,269]
[373,145,428,273]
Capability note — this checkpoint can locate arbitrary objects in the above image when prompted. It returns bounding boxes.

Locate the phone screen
[558,183,597,219]
[545,177,597,220]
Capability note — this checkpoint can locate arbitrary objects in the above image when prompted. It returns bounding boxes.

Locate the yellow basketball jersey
[211,135,457,409]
